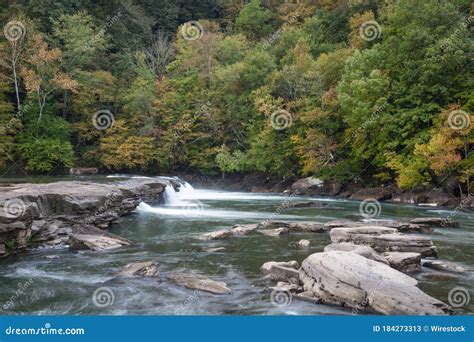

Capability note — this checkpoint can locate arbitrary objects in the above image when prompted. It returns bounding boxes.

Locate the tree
[236,0,276,41]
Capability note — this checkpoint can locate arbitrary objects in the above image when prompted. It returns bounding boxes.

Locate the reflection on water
[0,177,472,315]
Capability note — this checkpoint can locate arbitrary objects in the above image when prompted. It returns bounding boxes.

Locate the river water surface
[0,176,472,315]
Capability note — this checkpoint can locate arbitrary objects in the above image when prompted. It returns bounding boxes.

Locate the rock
[69,167,98,175]
[383,252,422,273]
[269,281,300,293]
[230,224,258,236]
[323,219,431,233]
[290,177,341,196]
[197,229,233,241]
[298,239,311,248]
[258,228,290,237]
[350,186,395,201]
[205,247,226,253]
[170,273,231,295]
[421,260,470,273]
[324,243,388,264]
[259,221,326,232]
[330,226,437,257]
[116,261,159,277]
[410,217,459,228]
[0,179,166,257]
[280,201,327,209]
[68,234,132,251]
[260,261,300,283]
[299,251,451,315]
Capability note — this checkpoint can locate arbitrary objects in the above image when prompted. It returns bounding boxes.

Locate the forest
[0,0,472,194]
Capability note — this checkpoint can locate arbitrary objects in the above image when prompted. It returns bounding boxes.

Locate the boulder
[230,224,258,236]
[421,260,470,273]
[170,273,231,295]
[116,261,159,277]
[410,217,459,228]
[383,252,422,273]
[349,186,395,201]
[258,228,290,237]
[298,239,311,248]
[299,251,451,315]
[259,221,326,233]
[68,233,132,251]
[260,261,300,283]
[324,243,387,264]
[330,226,437,257]
[197,229,233,241]
[290,177,341,196]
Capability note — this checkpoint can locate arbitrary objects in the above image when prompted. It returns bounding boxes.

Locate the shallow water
[0,176,472,315]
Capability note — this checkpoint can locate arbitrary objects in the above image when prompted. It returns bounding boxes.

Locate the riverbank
[178,173,473,209]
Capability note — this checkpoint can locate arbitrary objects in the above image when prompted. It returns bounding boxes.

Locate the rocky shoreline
[0,179,168,257]
[180,173,473,209]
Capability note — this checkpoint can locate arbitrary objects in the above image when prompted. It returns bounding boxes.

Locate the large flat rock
[68,233,132,251]
[299,251,451,315]
[169,273,231,295]
[330,226,437,257]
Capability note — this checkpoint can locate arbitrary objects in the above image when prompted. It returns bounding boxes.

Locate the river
[0,175,472,315]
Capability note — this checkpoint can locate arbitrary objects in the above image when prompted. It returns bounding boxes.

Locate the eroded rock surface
[299,251,451,315]
[170,273,231,295]
[116,261,159,277]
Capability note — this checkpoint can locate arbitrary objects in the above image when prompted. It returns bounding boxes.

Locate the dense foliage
[0,0,472,194]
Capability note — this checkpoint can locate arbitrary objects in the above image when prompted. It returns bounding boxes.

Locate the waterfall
[163,182,197,205]
[178,182,196,200]
[164,186,182,206]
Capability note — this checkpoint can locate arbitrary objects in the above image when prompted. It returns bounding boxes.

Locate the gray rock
[259,228,290,237]
[410,217,459,228]
[299,251,451,315]
[259,221,326,232]
[230,224,259,236]
[116,261,159,277]
[324,243,388,264]
[197,229,233,241]
[260,261,300,283]
[323,219,431,233]
[383,252,422,273]
[298,239,311,248]
[330,226,437,257]
[290,177,341,196]
[421,260,470,273]
[170,273,231,295]
[68,234,132,251]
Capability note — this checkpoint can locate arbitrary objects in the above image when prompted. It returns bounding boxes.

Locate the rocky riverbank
[0,179,168,257]
[180,173,473,209]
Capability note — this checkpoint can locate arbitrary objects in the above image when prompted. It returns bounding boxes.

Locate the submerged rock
[421,260,470,273]
[116,261,159,277]
[230,224,259,236]
[170,273,231,295]
[323,219,431,233]
[299,251,451,315]
[68,233,132,251]
[259,228,290,237]
[410,217,459,228]
[330,226,437,257]
[197,229,233,241]
[204,247,226,253]
[298,239,311,248]
[259,221,326,232]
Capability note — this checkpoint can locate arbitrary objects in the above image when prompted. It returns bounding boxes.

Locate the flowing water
[0,176,473,315]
